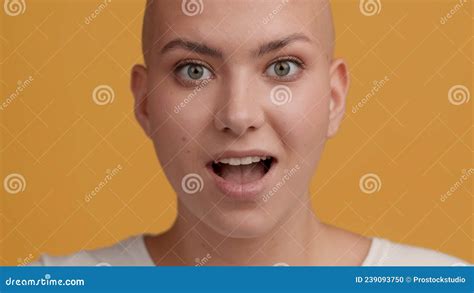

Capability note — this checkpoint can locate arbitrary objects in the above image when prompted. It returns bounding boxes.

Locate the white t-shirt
[28,234,469,266]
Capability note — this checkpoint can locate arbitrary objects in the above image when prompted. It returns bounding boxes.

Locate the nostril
[214,104,265,135]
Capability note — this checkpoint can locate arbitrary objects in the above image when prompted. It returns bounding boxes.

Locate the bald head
[141,0,335,66]
[141,0,156,65]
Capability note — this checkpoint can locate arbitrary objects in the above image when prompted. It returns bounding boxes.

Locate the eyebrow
[161,39,224,58]
[160,33,311,59]
[255,33,311,57]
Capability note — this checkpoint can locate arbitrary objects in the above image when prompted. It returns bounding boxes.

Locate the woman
[31,0,468,266]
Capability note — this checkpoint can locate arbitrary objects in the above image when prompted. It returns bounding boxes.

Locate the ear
[131,64,151,137]
[326,58,350,138]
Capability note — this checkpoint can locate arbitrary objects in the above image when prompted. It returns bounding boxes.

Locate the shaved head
[141,0,335,66]
[141,0,156,65]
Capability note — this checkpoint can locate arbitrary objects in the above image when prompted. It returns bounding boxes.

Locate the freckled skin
[131,0,371,266]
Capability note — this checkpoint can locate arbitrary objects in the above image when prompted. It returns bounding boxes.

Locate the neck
[155,195,328,266]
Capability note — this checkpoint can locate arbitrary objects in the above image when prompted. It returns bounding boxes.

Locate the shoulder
[28,234,154,266]
[364,237,470,266]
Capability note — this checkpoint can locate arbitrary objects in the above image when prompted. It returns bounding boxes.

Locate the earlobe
[326,59,350,138]
[131,64,151,137]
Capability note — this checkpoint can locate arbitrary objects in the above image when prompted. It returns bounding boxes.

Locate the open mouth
[209,156,276,184]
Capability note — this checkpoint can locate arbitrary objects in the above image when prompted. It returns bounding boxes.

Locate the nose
[214,74,265,137]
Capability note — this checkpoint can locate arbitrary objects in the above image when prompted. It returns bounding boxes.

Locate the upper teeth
[215,156,270,166]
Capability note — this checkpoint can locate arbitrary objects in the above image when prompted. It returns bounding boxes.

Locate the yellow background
[1,0,472,265]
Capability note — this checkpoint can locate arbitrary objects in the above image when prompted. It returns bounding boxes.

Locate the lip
[205,149,278,201]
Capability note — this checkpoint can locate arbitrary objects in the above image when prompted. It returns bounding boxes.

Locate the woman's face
[132,0,348,238]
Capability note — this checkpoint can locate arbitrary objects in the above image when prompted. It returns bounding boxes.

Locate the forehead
[146,0,332,57]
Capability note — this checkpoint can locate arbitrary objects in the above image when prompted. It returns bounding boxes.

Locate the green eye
[176,62,213,83]
[187,64,204,80]
[273,61,291,76]
[265,59,302,79]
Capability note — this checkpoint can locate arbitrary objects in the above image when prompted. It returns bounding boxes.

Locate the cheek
[146,79,212,170]
[272,76,331,161]
[147,75,213,125]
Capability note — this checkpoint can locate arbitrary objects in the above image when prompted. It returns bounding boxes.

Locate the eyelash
[173,56,305,85]
[174,59,214,72]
